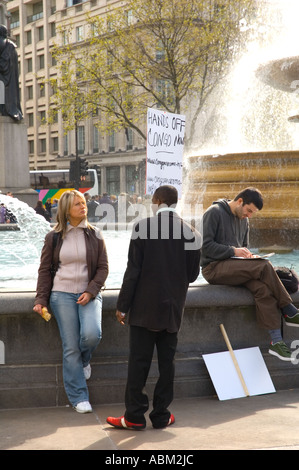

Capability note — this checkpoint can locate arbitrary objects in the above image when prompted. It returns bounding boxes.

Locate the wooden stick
[220,324,250,397]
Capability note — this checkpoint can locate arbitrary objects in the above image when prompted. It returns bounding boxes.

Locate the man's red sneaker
[152,413,175,429]
[106,415,146,430]
[168,414,175,426]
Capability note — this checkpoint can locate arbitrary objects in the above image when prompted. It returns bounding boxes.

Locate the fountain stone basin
[1,286,299,409]
[185,150,299,248]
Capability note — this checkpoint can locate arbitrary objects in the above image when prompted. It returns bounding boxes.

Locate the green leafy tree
[48,0,255,148]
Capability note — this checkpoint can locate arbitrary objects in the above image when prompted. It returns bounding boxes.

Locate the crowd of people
[0,192,17,224]
[34,192,150,225]
[34,198,58,223]
[84,192,148,223]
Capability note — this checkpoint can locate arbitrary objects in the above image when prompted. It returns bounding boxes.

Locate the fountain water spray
[0,194,50,289]
[183,0,299,250]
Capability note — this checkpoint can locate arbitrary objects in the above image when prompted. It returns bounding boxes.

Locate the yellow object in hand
[41,307,51,322]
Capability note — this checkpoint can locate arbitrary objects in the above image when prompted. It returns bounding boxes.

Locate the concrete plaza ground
[1,389,299,451]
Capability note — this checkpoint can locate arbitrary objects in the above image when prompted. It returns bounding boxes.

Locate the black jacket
[117,210,201,333]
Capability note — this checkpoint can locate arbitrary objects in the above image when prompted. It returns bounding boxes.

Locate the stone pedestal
[0,116,37,207]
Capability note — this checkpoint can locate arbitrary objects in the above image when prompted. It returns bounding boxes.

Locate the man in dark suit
[106,185,201,430]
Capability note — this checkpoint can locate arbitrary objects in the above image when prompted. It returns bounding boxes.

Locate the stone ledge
[1,285,299,408]
[1,284,298,313]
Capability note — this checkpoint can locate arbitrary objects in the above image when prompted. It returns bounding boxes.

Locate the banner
[146,108,185,198]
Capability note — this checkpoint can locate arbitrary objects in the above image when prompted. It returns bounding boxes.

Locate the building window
[29,140,34,154]
[39,83,45,97]
[68,1,86,6]
[27,58,33,73]
[39,55,45,70]
[26,30,32,45]
[50,22,56,38]
[40,110,46,124]
[77,125,85,154]
[76,25,84,42]
[109,131,115,152]
[38,26,44,41]
[93,125,99,153]
[126,128,133,150]
[14,34,20,48]
[106,166,120,195]
[40,138,46,153]
[52,137,59,152]
[126,165,137,194]
[27,85,33,100]
[126,9,133,26]
[62,30,69,45]
[10,10,20,29]
[28,113,34,127]
[50,0,56,15]
[156,79,174,108]
[27,1,43,23]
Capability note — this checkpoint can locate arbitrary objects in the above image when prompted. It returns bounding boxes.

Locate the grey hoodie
[201,199,249,267]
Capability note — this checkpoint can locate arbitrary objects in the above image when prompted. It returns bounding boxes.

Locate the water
[0,195,204,291]
[0,194,50,290]
[0,229,131,291]
[187,0,299,157]
[0,228,202,290]
[1,223,299,291]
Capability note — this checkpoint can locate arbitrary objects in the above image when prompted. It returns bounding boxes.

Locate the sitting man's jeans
[50,291,102,406]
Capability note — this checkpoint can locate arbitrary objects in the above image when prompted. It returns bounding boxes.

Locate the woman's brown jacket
[34,227,109,307]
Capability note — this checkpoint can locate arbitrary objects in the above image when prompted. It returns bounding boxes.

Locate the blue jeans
[50,291,102,406]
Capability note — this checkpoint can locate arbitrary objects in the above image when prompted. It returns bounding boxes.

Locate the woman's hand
[77,292,92,305]
[33,304,44,315]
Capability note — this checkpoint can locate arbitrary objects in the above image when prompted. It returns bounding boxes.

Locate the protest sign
[146,108,185,198]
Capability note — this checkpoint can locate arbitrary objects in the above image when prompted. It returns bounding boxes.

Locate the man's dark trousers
[124,325,178,428]
[202,258,292,330]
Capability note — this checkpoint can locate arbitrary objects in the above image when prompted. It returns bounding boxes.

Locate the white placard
[203,347,275,401]
[146,108,185,198]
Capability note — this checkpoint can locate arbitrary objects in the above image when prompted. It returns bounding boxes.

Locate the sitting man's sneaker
[269,341,293,361]
[152,413,175,429]
[106,416,146,430]
[74,401,92,413]
[284,312,299,327]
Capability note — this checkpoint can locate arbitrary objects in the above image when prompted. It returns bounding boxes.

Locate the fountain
[0,194,50,289]
[3,1,299,410]
[184,0,299,250]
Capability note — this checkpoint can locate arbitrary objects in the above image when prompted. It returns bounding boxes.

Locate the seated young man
[201,186,299,361]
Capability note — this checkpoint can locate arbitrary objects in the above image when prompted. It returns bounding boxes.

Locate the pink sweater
[52,221,89,294]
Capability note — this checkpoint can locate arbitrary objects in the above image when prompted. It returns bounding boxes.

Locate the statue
[0,24,23,121]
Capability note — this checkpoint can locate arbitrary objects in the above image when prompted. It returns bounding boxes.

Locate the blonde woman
[34,190,109,413]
